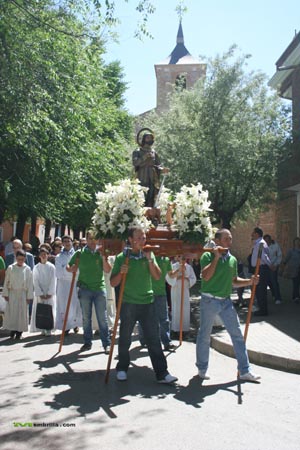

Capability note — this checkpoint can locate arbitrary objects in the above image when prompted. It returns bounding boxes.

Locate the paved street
[1,329,300,450]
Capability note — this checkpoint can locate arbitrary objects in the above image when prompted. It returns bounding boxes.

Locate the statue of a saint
[132,128,169,207]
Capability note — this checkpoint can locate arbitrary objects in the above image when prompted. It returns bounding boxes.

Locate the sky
[104,0,299,116]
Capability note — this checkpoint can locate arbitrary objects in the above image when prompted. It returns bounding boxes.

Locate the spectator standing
[251,227,271,316]
[264,234,283,304]
[5,239,35,271]
[283,237,300,303]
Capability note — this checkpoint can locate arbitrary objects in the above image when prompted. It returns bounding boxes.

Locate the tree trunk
[55,224,60,237]
[61,223,66,236]
[16,211,28,240]
[45,219,52,238]
[73,227,80,240]
[221,215,232,230]
[31,215,37,235]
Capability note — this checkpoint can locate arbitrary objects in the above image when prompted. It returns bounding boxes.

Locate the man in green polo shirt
[110,227,178,384]
[0,255,5,285]
[67,230,111,352]
[138,255,177,350]
[196,228,261,382]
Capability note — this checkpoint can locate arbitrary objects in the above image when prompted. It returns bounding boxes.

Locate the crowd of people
[0,225,300,385]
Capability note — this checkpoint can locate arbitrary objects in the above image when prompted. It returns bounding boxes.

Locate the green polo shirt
[69,247,105,292]
[0,256,5,270]
[200,252,237,298]
[112,252,157,304]
[152,256,172,296]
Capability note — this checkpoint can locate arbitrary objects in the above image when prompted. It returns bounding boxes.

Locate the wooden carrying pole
[105,249,130,384]
[243,243,264,342]
[179,258,185,345]
[58,256,80,353]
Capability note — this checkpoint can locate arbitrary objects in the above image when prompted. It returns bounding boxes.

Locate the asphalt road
[1,331,299,450]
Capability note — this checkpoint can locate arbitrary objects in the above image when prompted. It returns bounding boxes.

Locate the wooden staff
[237,243,263,403]
[243,243,264,342]
[105,247,131,384]
[179,257,185,345]
[58,255,80,353]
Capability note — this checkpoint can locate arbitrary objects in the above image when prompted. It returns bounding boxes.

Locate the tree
[0,0,133,235]
[146,46,291,228]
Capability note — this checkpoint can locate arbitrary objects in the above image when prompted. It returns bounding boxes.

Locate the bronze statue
[132,128,169,207]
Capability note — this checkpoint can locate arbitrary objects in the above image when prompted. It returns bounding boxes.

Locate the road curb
[211,335,300,374]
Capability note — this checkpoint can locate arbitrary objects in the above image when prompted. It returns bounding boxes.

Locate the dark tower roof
[157,21,200,65]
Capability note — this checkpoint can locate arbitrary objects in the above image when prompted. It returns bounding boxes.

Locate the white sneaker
[239,371,261,382]
[198,370,210,380]
[157,374,178,384]
[275,300,281,305]
[116,371,127,381]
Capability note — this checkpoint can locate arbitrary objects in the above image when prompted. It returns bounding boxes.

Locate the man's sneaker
[116,371,127,381]
[80,343,92,352]
[239,371,261,382]
[104,346,111,355]
[275,300,282,305]
[198,370,210,380]
[157,374,178,384]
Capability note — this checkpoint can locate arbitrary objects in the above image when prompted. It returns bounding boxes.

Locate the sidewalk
[191,277,300,374]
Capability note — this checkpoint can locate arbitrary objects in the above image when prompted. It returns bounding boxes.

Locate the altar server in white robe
[55,235,82,333]
[30,248,56,336]
[3,250,34,339]
[167,256,197,333]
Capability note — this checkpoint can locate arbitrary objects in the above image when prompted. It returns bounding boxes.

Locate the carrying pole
[179,257,185,346]
[243,243,264,342]
[58,256,80,353]
[105,248,130,384]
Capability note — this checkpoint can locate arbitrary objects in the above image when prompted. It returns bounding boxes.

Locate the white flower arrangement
[156,186,173,224]
[92,178,152,240]
[172,183,213,244]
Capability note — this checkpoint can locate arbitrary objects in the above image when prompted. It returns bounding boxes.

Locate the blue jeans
[78,287,110,347]
[116,302,169,380]
[138,295,171,347]
[196,294,250,375]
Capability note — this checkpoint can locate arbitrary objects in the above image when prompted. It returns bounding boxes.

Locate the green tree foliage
[147,46,291,228]
[0,0,134,233]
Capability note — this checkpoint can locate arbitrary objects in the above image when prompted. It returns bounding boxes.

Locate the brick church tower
[154,21,206,113]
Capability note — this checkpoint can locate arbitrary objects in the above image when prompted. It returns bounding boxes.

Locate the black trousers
[256,265,270,313]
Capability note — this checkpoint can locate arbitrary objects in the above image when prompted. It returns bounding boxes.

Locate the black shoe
[10,331,16,339]
[164,343,176,351]
[65,329,70,335]
[254,310,268,317]
[73,327,79,334]
[15,332,22,340]
[80,343,92,352]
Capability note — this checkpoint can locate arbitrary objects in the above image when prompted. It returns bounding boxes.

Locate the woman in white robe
[3,250,34,339]
[168,257,197,332]
[30,248,56,336]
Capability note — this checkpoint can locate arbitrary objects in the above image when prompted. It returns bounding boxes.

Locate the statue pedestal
[99,226,204,258]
